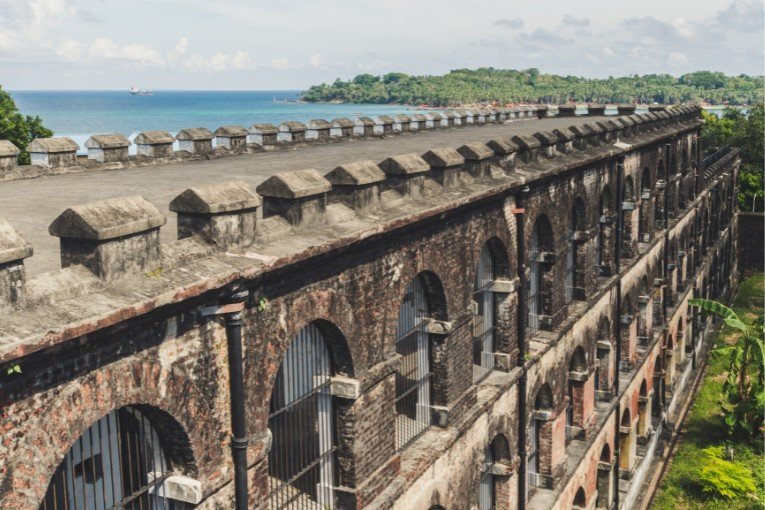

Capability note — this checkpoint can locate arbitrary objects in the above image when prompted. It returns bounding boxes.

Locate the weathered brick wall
[738,212,764,273]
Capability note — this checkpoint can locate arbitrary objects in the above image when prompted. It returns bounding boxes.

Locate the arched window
[479,434,511,509]
[567,347,587,440]
[269,323,336,509]
[573,486,587,508]
[637,380,651,438]
[623,176,636,256]
[396,275,433,449]
[596,443,613,509]
[597,187,614,275]
[639,167,652,242]
[619,408,635,472]
[40,407,173,510]
[566,198,587,302]
[529,384,552,487]
[595,317,612,399]
[528,215,554,334]
[655,161,666,229]
[478,443,495,510]
[474,244,495,382]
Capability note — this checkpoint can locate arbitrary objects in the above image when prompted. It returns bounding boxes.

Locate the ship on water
[129,85,154,96]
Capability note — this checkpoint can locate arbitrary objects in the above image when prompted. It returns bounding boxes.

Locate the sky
[0,0,763,90]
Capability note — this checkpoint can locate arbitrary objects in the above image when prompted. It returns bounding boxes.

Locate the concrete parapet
[248,124,279,146]
[617,104,637,116]
[48,196,166,280]
[278,121,307,142]
[557,105,577,117]
[256,169,331,227]
[0,140,20,172]
[511,134,543,162]
[0,219,32,307]
[27,137,79,168]
[440,110,456,127]
[374,116,394,135]
[427,112,443,128]
[394,114,412,132]
[214,126,248,149]
[422,147,465,188]
[587,104,606,116]
[306,119,332,140]
[331,118,355,138]
[532,131,559,158]
[85,134,131,163]
[176,128,214,155]
[354,117,375,136]
[410,114,427,131]
[453,109,469,126]
[379,153,430,197]
[135,131,174,158]
[536,105,549,119]
[457,143,494,176]
[325,160,386,212]
[170,181,261,248]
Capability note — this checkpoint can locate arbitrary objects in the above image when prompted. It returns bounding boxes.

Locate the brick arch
[278,318,355,378]
[4,361,213,509]
[569,346,587,372]
[473,235,513,280]
[535,382,554,410]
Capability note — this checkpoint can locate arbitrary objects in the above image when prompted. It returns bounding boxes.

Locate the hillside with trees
[301,68,763,106]
[0,86,52,164]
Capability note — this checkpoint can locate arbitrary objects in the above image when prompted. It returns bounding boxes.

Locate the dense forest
[301,68,764,106]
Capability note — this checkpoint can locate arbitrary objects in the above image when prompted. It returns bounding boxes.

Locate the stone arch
[535,382,554,410]
[573,486,587,507]
[619,407,636,472]
[620,292,637,368]
[595,316,613,397]
[567,346,590,436]
[596,442,614,509]
[567,197,589,301]
[597,185,615,275]
[5,361,210,509]
[528,213,557,333]
[478,236,513,280]
[639,166,653,242]
[637,379,651,438]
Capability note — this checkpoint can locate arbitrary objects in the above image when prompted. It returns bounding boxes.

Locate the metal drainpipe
[202,288,250,510]
[613,158,625,509]
[661,142,671,414]
[514,187,529,510]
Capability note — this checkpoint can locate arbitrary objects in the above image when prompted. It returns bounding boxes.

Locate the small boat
[130,85,154,96]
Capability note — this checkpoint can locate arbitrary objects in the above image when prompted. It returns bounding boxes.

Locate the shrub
[698,446,757,500]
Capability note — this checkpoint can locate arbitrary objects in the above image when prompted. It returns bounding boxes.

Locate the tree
[689,299,765,438]
[0,87,52,164]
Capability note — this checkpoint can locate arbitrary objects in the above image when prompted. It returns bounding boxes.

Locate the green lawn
[652,274,764,510]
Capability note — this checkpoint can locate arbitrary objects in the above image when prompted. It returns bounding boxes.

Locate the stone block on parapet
[617,104,637,116]
[426,112,443,128]
[325,160,386,212]
[394,114,412,132]
[27,137,79,168]
[248,123,279,145]
[535,105,549,119]
[511,134,543,163]
[176,128,214,155]
[257,169,331,227]
[306,119,332,140]
[135,131,174,158]
[374,115,394,135]
[379,153,430,197]
[532,131,559,158]
[422,147,465,188]
[410,114,428,130]
[354,116,375,136]
[648,105,667,112]
[557,104,577,117]
[0,219,32,307]
[170,181,260,248]
[440,110,456,127]
[48,196,166,280]
[452,109,469,125]
[587,104,606,116]
[84,133,131,163]
[278,121,307,142]
[486,137,519,155]
[214,126,248,149]
[458,143,494,177]
[330,118,355,138]
[0,140,20,172]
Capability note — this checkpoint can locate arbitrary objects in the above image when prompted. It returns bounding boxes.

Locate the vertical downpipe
[514,188,528,510]
[225,289,250,510]
[661,142,671,413]
[613,158,625,509]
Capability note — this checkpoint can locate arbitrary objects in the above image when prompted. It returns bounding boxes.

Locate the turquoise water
[9,90,415,152]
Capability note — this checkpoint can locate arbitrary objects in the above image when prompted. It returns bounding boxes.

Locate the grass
[652,274,764,510]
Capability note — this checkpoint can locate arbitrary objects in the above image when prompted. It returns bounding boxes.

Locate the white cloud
[309,53,326,69]
[167,37,189,60]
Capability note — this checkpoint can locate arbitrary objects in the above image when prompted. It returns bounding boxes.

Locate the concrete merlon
[84,134,131,149]
[329,376,361,399]
[164,476,203,505]
[376,115,394,125]
[457,143,494,161]
[583,122,605,134]
[169,181,261,214]
[27,137,79,154]
[617,104,637,115]
[331,118,355,128]
[307,119,331,130]
[248,123,279,134]
[486,137,519,155]
[600,120,621,132]
[0,140,20,157]
[587,104,606,115]
[325,161,386,185]
[176,128,213,141]
[510,134,541,150]
[49,196,166,240]
[394,114,412,122]
[568,125,589,138]
[427,112,443,121]
[532,131,558,146]
[379,154,430,175]
[214,126,248,137]
[557,105,577,117]
[552,128,576,142]
[410,114,427,123]
[256,168,331,198]
[0,219,33,265]
[355,117,375,126]
[441,110,456,119]
[279,121,306,133]
[422,147,465,168]
[134,131,174,145]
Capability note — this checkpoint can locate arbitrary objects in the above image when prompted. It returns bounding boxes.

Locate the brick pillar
[640,194,654,242]
[534,404,567,487]
[620,316,638,369]
[429,319,475,427]
[637,392,653,443]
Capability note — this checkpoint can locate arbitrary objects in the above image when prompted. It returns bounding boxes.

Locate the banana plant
[689,298,765,437]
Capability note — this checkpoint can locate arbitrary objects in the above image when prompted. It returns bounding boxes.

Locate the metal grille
[528,419,539,486]
[473,246,495,382]
[566,385,574,440]
[565,215,575,302]
[395,277,432,450]
[527,227,540,334]
[269,323,335,510]
[40,407,172,510]
[478,445,494,510]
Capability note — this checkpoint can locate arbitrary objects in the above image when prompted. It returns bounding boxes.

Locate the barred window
[473,245,495,383]
[478,445,494,510]
[269,323,335,509]
[40,407,173,510]
[527,225,541,334]
[565,213,575,303]
[395,276,432,450]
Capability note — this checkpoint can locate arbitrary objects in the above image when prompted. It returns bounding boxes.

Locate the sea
[9,90,414,154]
[9,90,729,155]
